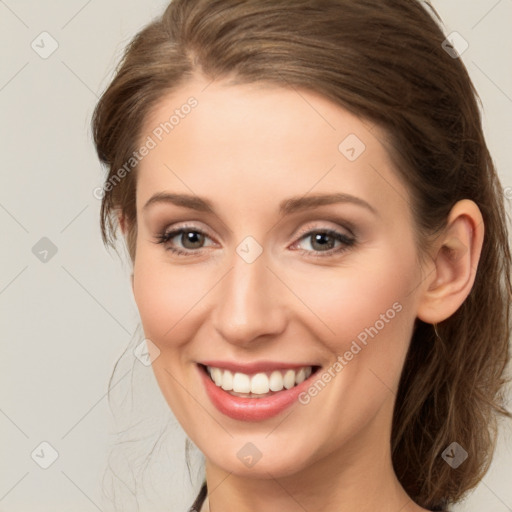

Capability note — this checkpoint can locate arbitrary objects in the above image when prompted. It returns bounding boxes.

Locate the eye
[290,228,356,257]
[153,224,357,258]
[153,225,215,256]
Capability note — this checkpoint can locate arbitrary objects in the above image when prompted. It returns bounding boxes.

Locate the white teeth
[211,367,223,386]
[220,370,233,391]
[269,371,284,391]
[233,372,251,393]
[206,365,314,395]
[283,369,295,389]
[251,373,269,394]
[295,367,306,385]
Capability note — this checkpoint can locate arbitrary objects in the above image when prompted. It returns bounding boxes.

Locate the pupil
[184,231,203,248]
[313,233,334,251]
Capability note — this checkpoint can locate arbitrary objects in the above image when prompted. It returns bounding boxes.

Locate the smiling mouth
[199,364,321,398]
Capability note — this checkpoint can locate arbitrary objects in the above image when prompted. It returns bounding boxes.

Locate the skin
[123,75,484,512]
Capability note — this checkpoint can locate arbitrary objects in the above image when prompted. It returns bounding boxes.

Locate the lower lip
[198,364,317,422]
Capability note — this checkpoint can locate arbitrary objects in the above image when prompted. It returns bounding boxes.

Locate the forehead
[135,77,411,223]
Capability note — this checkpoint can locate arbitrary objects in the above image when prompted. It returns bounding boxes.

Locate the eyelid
[155,222,218,249]
[160,221,216,240]
[155,219,357,257]
[292,220,355,240]
[158,219,354,244]
[288,227,356,257]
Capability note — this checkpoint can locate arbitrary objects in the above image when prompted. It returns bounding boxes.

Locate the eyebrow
[143,192,378,217]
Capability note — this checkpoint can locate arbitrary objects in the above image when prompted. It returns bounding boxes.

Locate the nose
[211,247,287,348]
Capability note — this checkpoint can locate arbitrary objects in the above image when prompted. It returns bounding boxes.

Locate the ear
[416,199,484,324]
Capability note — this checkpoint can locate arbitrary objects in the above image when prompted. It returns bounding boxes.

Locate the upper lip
[199,360,318,374]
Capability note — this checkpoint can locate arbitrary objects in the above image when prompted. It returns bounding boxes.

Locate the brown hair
[92,0,512,509]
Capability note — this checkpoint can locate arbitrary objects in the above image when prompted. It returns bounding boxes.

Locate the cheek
[288,242,419,410]
[132,249,207,344]
[292,248,417,346]
[132,264,173,341]
[131,251,205,416]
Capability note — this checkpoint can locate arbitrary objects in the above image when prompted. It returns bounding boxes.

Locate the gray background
[1,1,511,511]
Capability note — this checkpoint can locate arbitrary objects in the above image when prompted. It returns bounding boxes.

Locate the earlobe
[416,199,484,324]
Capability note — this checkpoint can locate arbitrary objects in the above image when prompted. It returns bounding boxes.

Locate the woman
[92,0,511,510]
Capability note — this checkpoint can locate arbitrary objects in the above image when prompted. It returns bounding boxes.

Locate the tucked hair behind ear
[92,0,512,509]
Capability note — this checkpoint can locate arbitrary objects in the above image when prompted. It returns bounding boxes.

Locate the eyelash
[153,224,357,258]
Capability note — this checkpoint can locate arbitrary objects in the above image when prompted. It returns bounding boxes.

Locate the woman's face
[131,76,427,478]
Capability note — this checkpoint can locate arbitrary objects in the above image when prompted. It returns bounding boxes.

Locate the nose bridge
[212,242,286,345]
